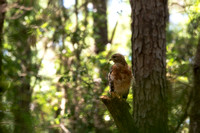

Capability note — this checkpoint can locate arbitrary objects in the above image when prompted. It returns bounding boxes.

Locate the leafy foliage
[0,0,199,132]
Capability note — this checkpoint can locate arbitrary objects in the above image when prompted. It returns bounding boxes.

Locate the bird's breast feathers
[111,64,132,80]
[109,64,132,95]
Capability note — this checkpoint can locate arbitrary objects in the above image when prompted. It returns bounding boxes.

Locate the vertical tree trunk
[7,17,35,133]
[12,33,34,133]
[92,0,109,86]
[92,1,110,131]
[0,0,6,54]
[130,0,168,132]
[0,0,6,85]
[13,81,33,133]
[0,0,7,133]
[92,0,108,54]
[189,37,200,133]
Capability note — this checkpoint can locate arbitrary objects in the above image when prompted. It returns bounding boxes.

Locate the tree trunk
[0,0,6,53]
[92,1,111,131]
[189,37,200,133]
[12,34,34,133]
[8,21,35,133]
[130,0,168,132]
[13,81,33,133]
[92,0,108,54]
[0,0,6,85]
[0,0,7,133]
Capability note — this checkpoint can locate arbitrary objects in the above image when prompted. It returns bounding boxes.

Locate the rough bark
[130,0,168,132]
[92,0,108,54]
[100,96,136,133]
[189,37,200,133]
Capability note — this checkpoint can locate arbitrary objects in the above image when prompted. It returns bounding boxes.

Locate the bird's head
[109,53,127,65]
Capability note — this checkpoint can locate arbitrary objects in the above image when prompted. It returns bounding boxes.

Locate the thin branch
[170,2,192,9]
[109,21,118,44]
[75,0,78,30]
[32,42,48,89]
[47,123,71,133]
[172,88,193,133]
[60,123,71,133]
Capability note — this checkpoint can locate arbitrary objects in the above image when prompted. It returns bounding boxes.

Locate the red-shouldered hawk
[108,53,132,100]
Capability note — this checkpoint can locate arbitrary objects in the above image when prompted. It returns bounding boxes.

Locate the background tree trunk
[92,0,108,54]
[189,37,200,133]
[12,33,34,133]
[92,0,109,86]
[92,1,111,131]
[0,0,6,54]
[13,81,33,133]
[0,0,7,133]
[7,10,35,133]
[0,0,6,87]
[130,0,168,132]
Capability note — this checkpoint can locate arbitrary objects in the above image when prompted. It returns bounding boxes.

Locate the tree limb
[100,96,137,133]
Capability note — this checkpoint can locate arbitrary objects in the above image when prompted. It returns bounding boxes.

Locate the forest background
[0,0,200,133]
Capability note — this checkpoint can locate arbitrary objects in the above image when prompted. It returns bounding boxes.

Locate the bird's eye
[113,56,116,58]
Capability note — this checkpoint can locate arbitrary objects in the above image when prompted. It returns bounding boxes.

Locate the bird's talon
[110,92,121,99]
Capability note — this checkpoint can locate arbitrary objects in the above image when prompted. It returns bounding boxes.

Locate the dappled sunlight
[1,0,199,132]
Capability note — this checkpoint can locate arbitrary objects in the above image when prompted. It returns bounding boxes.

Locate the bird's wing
[108,67,114,92]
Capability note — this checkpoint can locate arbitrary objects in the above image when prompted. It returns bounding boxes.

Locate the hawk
[108,53,132,100]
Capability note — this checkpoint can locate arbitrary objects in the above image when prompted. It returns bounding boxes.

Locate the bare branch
[60,123,71,133]
[100,96,137,133]
[109,21,118,44]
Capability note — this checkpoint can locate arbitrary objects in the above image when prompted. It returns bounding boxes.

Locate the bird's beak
[109,58,112,61]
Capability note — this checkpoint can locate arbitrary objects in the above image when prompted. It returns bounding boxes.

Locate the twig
[109,21,118,44]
